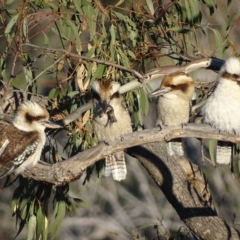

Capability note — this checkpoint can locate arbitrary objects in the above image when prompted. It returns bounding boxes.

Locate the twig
[25,53,68,91]
[21,43,144,80]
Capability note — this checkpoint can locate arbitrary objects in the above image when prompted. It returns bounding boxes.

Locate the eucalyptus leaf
[209,139,217,166]
[27,214,37,240]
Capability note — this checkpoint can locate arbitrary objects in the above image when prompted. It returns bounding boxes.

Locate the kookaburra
[0,101,61,177]
[202,57,240,164]
[91,79,132,181]
[149,72,195,156]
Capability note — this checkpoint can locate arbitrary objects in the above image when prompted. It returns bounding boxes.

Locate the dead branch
[20,123,240,185]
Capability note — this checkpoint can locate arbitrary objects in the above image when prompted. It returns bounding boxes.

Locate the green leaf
[73,198,89,207]
[4,13,19,34]
[27,214,36,240]
[138,224,154,230]
[48,88,59,99]
[145,0,155,15]
[20,203,30,221]
[209,139,217,166]
[65,198,77,217]
[43,32,49,46]
[12,185,24,214]
[92,64,106,81]
[66,20,81,49]
[140,89,149,116]
[22,18,27,39]
[188,0,199,19]
[49,200,66,240]
[184,0,192,21]
[210,28,223,58]
[110,24,116,46]
[67,91,79,98]
[23,66,34,84]
[36,206,45,240]
[42,215,48,240]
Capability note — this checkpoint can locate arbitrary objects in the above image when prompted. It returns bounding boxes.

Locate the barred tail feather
[104,151,127,181]
[112,151,127,181]
[216,146,231,165]
[167,141,184,157]
[104,155,113,177]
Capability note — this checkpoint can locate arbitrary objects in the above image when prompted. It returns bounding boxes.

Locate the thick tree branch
[129,143,240,240]
[21,123,240,184]
[19,123,240,239]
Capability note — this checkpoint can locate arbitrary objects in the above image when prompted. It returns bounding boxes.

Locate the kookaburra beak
[100,100,111,113]
[41,120,62,129]
[149,87,171,97]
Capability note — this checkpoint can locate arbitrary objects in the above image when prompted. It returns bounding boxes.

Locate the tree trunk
[129,142,240,240]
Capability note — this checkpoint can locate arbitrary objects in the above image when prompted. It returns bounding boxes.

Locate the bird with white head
[149,72,195,156]
[202,57,240,164]
[0,101,61,177]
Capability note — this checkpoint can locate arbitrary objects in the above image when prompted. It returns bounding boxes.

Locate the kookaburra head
[202,57,240,134]
[202,57,240,164]
[0,101,61,178]
[91,79,132,181]
[91,79,120,121]
[149,72,194,127]
[13,101,61,132]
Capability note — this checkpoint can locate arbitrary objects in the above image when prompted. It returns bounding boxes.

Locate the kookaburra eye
[233,73,239,79]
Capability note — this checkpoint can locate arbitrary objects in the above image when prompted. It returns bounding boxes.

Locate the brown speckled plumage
[0,125,39,177]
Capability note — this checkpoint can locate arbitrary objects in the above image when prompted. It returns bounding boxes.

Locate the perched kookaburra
[91,79,132,181]
[149,72,195,156]
[0,101,61,177]
[202,57,240,164]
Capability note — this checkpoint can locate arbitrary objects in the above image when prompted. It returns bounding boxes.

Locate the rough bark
[129,143,240,240]
[17,124,240,239]
[21,124,240,184]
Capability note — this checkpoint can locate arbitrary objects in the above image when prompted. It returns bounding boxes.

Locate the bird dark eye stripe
[92,91,101,101]
[25,113,47,122]
[221,71,240,81]
[110,92,120,99]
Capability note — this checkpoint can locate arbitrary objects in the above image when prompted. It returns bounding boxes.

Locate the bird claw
[157,123,166,131]
[104,140,110,145]
[181,123,187,128]
[105,105,117,124]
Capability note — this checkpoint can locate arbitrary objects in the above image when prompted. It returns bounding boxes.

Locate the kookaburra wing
[149,72,194,157]
[91,79,132,181]
[0,101,61,178]
[202,57,240,164]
